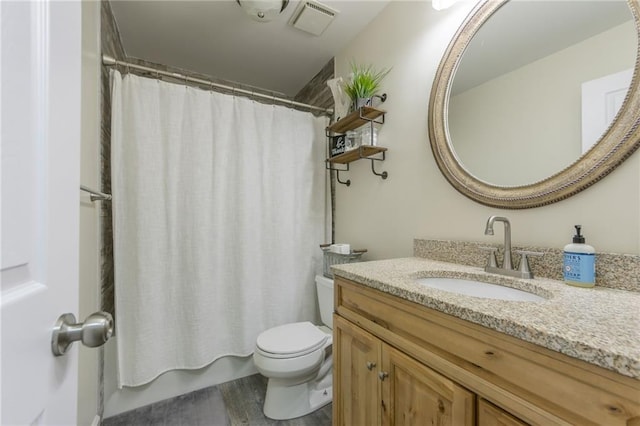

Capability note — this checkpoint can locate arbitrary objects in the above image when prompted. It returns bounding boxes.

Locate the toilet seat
[256,322,328,359]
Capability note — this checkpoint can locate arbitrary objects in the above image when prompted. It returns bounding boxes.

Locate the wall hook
[336,170,351,186]
[371,159,388,179]
[374,93,387,103]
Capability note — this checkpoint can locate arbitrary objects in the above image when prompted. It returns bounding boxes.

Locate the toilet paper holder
[329,243,351,254]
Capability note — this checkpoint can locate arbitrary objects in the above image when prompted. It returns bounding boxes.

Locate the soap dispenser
[563,225,596,287]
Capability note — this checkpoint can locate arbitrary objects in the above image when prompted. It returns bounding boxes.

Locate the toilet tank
[315,275,334,329]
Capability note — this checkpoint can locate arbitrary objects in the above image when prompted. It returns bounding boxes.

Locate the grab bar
[80,185,112,202]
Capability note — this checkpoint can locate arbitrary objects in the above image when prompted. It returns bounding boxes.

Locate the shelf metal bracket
[358,105,385,126]
[336,170,351,186]
[371,159,388,179]
[369,150,388,179]
[325,160,351,186]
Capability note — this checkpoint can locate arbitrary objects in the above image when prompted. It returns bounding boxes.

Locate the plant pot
[354,97,372,111]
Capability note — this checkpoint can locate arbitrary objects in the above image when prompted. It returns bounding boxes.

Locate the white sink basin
[415,277,545,302]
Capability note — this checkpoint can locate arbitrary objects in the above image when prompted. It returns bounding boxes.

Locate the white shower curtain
[110,70,328,387]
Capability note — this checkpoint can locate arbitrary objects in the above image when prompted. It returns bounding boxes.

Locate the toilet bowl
[253,275,334,420]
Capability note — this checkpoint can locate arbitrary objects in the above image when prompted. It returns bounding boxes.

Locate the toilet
[253,275,334,420]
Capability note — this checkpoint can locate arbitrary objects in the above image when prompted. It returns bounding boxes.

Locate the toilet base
[263,372,332,420]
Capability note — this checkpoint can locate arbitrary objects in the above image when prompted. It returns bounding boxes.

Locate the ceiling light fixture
[236,0,290,22]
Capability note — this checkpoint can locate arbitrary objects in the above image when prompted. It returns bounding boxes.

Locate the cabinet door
[381,344,475,426]
[333,315,382,426]
[478,398,529,426]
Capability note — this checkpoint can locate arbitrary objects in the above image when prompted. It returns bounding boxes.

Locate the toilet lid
[256,321,328,356]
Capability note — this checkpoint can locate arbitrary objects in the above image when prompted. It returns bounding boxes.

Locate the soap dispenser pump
[563,225,596,287]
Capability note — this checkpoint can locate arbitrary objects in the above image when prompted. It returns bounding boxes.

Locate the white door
[581,68,633,153]
[1,1,81,425]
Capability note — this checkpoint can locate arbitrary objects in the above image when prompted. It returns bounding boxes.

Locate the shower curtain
[110,70,328,387]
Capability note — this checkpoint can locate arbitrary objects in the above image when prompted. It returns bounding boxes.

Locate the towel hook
[335,170,351,187]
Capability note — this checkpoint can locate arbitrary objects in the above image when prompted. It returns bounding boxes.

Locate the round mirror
[429,0,640,208]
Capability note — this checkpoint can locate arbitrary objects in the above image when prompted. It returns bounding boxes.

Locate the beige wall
[449,21,635,185]
[334,2,640,259]
[78,1,102,425]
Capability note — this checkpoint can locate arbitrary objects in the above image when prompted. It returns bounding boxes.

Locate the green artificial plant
[343,62,391,106]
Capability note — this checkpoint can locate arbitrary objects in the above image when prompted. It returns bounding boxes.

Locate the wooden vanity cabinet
[333,316,380,426]
[334,315,475,426]
[333,276,640,426]
[478,398,528,426]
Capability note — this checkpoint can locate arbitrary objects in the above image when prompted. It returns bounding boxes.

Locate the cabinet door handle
[366,361,376,371]
[378,371,388,381]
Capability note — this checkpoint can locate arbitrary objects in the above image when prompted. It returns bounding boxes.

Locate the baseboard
[90,414,101,426]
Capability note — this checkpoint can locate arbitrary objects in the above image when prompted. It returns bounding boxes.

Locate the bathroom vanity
[332,258,640,425]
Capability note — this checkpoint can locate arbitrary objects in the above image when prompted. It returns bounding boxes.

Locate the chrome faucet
[482,216,541,279]
[484,216,513,270]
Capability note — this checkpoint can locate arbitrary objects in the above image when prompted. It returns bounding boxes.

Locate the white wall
[449,21,635,185]
[334,2,640,258]
[78,2,102,425]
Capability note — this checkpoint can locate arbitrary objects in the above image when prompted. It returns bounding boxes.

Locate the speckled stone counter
[414,239,640,292]
[332,257,640,380]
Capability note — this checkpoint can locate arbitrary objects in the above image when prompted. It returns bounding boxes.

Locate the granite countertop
[332,257,640,380]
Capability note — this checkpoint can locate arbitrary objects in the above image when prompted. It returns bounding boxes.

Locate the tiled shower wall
[99,0,335,318]
[100,0,123,320]
[99,1,125,419]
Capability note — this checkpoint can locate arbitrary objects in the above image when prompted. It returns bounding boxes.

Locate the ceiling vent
[288,0,339,36]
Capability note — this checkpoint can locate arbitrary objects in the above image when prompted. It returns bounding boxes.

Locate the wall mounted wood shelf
[326,106,388,186]
[328,146,387,165]
[327,107,385,134]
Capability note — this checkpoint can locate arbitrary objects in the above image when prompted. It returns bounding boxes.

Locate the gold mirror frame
[429,0,640,209]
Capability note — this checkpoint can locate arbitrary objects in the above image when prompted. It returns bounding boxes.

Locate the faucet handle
[514,250,544,278]
[479,246,498,268]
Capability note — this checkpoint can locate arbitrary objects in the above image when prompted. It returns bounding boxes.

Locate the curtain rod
[102,55,333,115]
[80,185,112,202]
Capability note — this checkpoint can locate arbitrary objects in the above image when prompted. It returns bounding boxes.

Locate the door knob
[378,371,388,381]
[51,311,114,356]
[366,361,376,371]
